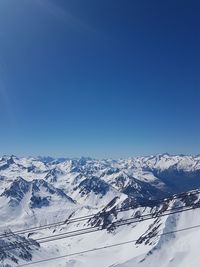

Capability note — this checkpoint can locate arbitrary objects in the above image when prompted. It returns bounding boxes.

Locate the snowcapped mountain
[0,154,200,266]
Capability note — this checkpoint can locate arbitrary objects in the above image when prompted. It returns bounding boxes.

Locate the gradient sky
[0,0,200,158]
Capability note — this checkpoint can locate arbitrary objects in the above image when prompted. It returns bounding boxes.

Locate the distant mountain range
[0,154,200,266]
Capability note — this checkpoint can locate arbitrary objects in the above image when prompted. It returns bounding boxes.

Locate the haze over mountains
[0,154,200,267]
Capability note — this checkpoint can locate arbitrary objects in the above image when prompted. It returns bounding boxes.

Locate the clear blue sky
[0,0,199,158]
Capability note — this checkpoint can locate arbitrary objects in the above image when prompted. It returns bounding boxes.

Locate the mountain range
[0,154,200,267]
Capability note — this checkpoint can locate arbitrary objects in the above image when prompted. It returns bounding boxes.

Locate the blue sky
[0,0,199,158]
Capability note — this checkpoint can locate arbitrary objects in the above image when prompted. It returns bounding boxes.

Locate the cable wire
[17,223,200,267]
[1,187,200,239]
[1,203,200,253]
